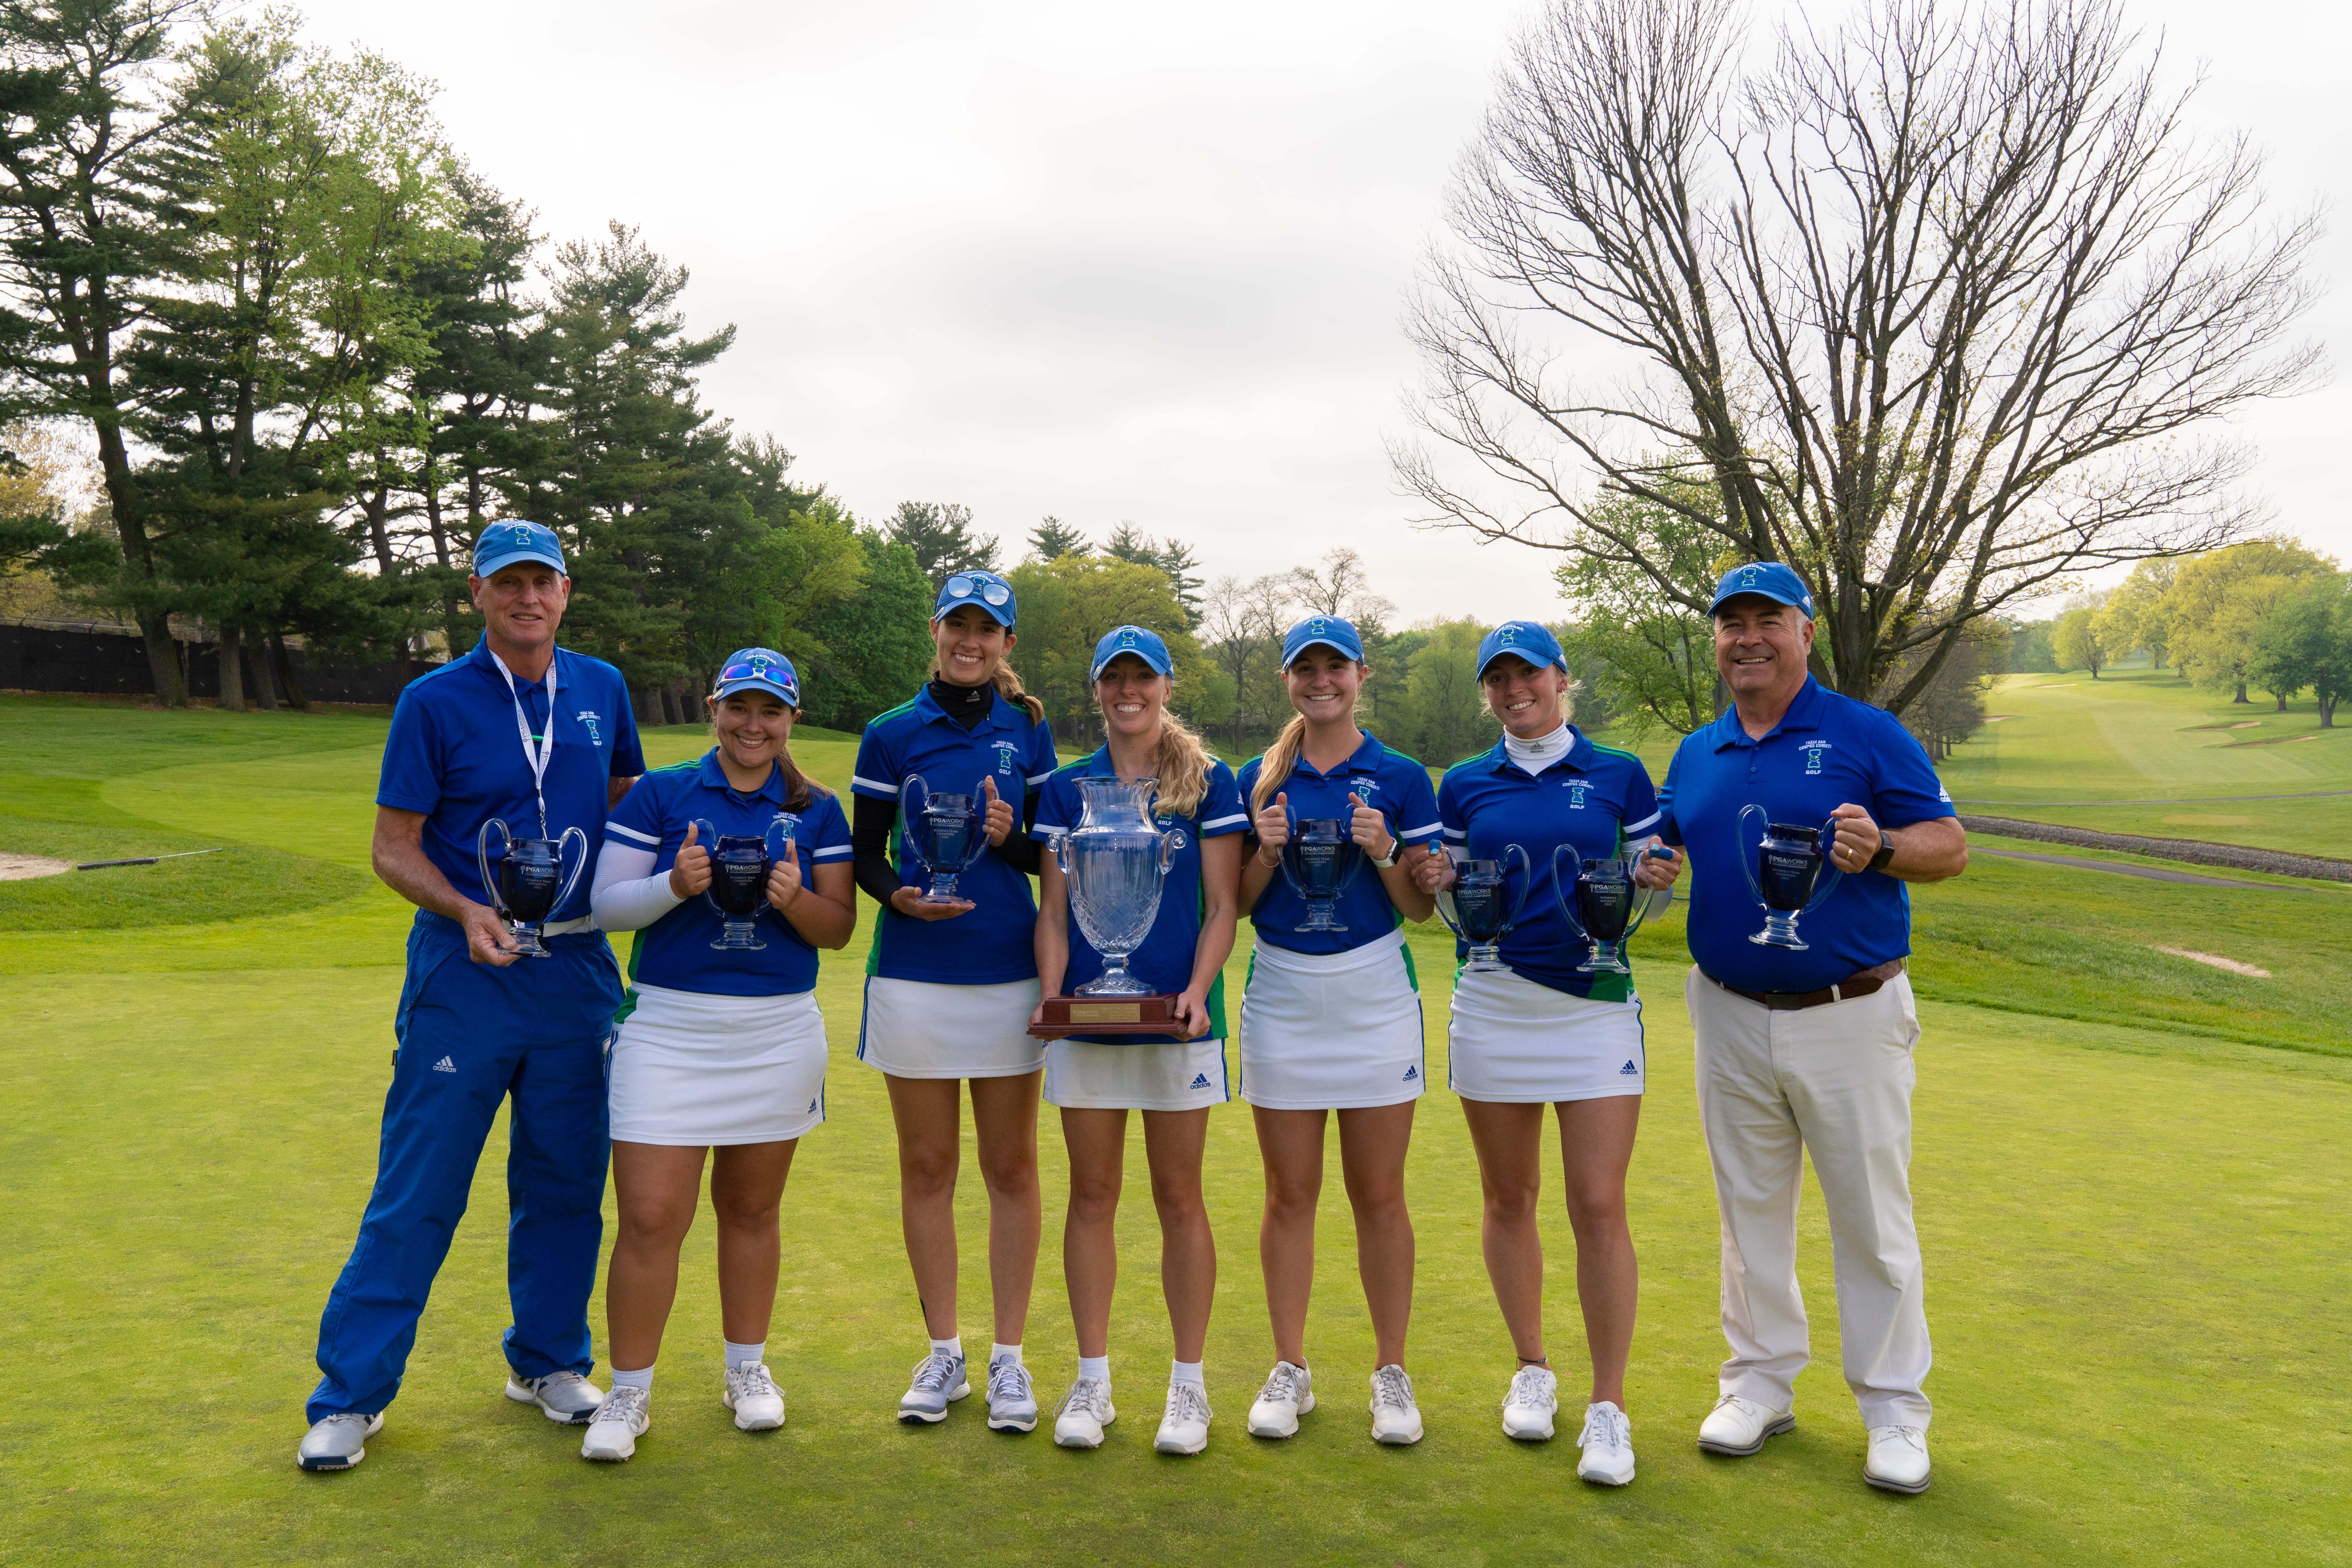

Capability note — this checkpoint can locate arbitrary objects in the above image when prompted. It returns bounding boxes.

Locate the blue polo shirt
[1032,750,1248,1045]
[377,637,644,923]
[1436,728,1661,1003]
[1657,677,1954,993]
[852,685,1060,984]
[1237,732,1443,955]
[603,752,854,998]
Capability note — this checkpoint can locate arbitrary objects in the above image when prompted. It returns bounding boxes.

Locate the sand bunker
[2152,947,2271,978]
[0,853,73,881]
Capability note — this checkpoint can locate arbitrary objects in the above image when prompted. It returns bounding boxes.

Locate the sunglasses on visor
[944,573,1012,607]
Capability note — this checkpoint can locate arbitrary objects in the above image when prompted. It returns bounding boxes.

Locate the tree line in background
[2027,538,2351,727]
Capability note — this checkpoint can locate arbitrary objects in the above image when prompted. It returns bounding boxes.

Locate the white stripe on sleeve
[1398,820,1443,841]
[1443,826,1468,841]
[1198,813,1248,831]
[851,774,899,797]
[603,820,659,846]
[1623,810,1662,835]
[810,845,853,860]
[1027,769,1056,785]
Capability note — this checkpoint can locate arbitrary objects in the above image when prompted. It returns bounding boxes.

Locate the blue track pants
[307,912,621,1422]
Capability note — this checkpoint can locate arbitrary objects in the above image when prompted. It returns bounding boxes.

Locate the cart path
[1970,847,2324,891]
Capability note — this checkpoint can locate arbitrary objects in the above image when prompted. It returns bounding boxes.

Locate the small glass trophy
[476,819,587,957]
[1551,840,1669,975]
[695,815,795,951]
[1433,844,1532,973]
[1738,804,1844,950]
[1280,814,1364,933]
[901,774,986,904]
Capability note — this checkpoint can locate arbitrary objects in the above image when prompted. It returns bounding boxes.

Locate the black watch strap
[1866,842,1895,874]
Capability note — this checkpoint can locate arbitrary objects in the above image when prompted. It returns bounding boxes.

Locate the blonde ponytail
[1147,710,1215,819]
[927,652,1046,725]
[1249,714,1310,817]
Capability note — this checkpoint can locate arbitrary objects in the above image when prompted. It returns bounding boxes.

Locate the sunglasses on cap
[944,573,1012,607]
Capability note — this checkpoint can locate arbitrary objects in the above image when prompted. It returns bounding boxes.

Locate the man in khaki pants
[1652,563,1967,1494]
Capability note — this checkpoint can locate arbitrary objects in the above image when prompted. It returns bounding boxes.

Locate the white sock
[1078,1354,1110,1386]
[990,1342,1022,1368]
[931,1335,964,1363]
[724,1339,765,1370]
[610,1365,654,1392]
[1170,1359,1204,1388]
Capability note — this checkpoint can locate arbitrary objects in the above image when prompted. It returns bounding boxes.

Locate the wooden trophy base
[1029,993,1181,1039]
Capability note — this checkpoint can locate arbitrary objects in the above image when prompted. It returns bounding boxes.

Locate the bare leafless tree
[1394,0,2323,711]
[1287,546,1397,634]
[1198,571,1294,750]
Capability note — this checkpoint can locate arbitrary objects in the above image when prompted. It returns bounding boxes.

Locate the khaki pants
[1685,966,1932,1429]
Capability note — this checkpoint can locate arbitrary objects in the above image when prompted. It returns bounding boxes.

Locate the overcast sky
[295,0,2349,624]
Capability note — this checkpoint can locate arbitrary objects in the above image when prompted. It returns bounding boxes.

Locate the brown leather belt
[1710,958,1905,1011]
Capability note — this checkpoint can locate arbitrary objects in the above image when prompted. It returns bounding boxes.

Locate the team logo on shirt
[1800,739,1832,775]
[991,739,1018,774]
[575,709,604,747]
[1564,779,1591,809]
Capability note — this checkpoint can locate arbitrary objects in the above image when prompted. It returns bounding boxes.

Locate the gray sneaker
[297,1411,383,1472]
[582,1385,651,1462]
[897,1350,970,1425]
[986,1358,1038,1433]
[506,1370,606,1424]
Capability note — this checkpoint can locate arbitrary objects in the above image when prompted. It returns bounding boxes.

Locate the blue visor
[1709,561,1816,619]
[933,570,1017,628]
[1280,615,1363,666]
[1474,620,1566,679]
[710,647,800,706]
[472,519,566,577]
[1091,624,1174,681]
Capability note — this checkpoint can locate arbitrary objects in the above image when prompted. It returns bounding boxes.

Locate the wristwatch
[1866,841,1895,874]
[1370,837,1400,869]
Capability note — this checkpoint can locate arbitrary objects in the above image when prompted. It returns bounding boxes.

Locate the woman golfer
[1233,616,1443,1446]
[578,650,855,1462]
[1413,620,1679,1486]
[1029,626,1245,1455]
[851,569,1059,1433]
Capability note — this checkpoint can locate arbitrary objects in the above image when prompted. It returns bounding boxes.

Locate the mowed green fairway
[3,695,2348,1566]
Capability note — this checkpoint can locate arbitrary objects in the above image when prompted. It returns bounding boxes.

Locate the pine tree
[886,501,998,590]
[1028,515,1089,561]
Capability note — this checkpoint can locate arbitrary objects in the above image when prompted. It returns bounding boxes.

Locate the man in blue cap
[297,521,645,1471]
[1653,561,1966,1495]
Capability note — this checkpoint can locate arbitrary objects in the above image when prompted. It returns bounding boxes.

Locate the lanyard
[489,650,559,839]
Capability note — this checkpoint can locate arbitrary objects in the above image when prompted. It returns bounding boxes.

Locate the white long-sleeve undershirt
[1504,720,1574,776]
[590,841,685,931]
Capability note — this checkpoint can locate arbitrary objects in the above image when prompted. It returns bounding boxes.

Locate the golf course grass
[3,690,2347,1566]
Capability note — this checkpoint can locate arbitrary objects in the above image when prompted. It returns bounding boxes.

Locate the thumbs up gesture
[980,774,1016,848]
[1253,790,1290,869]
[668,820,712,898]
[1347,791,1397,861]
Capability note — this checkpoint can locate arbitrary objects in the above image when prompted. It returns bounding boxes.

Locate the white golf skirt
[1447,964,1645,1104]
[608,984,828,1146]
[1238,930,1426,1111]
[857,975,1046,1080]
[1045,1037,1230,1112]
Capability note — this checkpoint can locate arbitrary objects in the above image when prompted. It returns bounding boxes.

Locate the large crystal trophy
[1550,840,1670,976]
[476,819,587,958]
[694,815,795,952]
[900,774,986,904]
[1738,804,1844,950]
[1432,843,1532,974]
[1031,776,1189,1038]
[1279,812,1364,933]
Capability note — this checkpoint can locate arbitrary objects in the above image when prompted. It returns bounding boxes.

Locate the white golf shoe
[296,1412,382,1472]
[1575,1401,1635,1486]
[581,1385,651,1461]
[986,1359,1039,1434]
[897,1350,970,1424]
[724,1363,785,1432]
[1247,1361,1315,1438]
[1865,1425,1931,1494]
[506,1370,605,1425]
[1697,1394,1795,1456]
[1502,1364,1558,1441]
[1368,1364,1423,1446]
[1052,1377,1116,1448]
[1154,1383,1212,1455]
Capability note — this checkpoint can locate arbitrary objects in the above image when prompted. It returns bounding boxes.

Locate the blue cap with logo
[1280,615,1364,666]
[710,647,800,706]
[1091,624,1173,681]
[471,519,566,577]
[933,568,1018,629]
[1474,620,1566,679]
[1709,561,1815,618]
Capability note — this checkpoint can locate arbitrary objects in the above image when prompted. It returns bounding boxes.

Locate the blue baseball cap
[1091,624,1173,681]
[471,519,566,577]
[1475,620,1566,679]
[711,647,800,706]
[933,569,1018,628]
[1709,561,1815,618]
[1280,615,1363,666]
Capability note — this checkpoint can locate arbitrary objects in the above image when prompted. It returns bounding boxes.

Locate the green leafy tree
[2051,606,2108,678]
[1552,485,1725,736]
[2096,560,2177,669]
[2247,576,2352,726]
[795,527,934,732]
[1386,618,1494,769]
[2165,538,2337,703]
[887,500,998,591]
[1006,551,1209,740]
[2006,617,2060,673]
